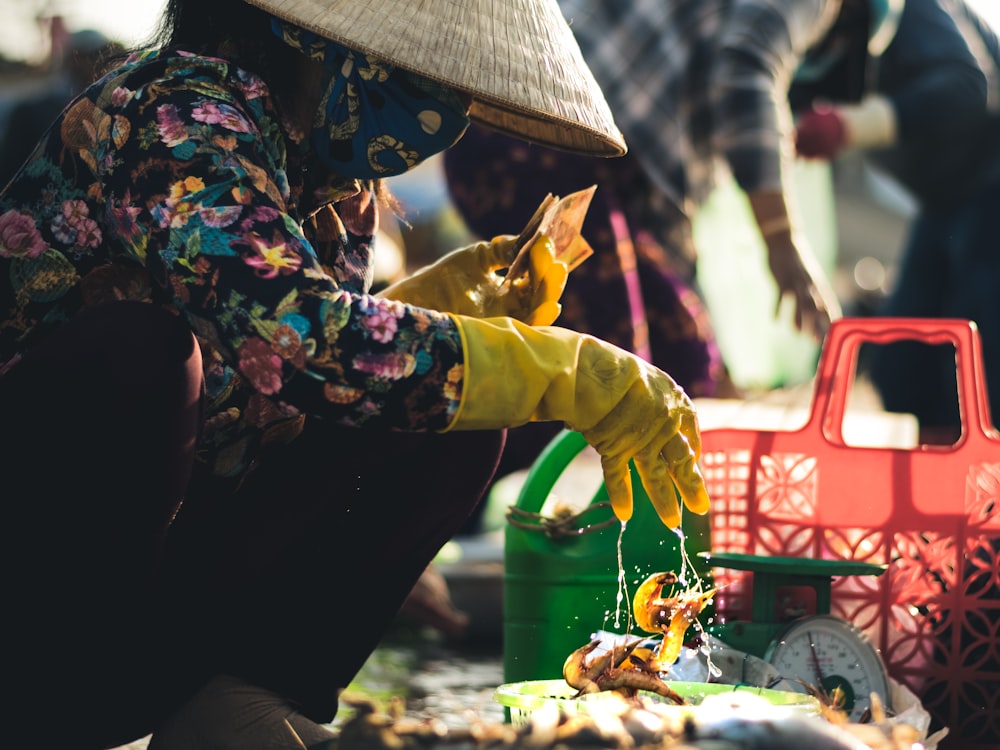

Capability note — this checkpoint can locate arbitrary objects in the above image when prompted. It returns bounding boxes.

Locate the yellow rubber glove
[445,316,710,529]
[377,235,568,326]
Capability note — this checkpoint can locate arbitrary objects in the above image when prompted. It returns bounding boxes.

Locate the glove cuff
[442,315,578,433]
[441,312,472,432]
[840,95,897,150]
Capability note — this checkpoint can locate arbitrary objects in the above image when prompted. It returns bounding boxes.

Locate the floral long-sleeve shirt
[0,48,465,478]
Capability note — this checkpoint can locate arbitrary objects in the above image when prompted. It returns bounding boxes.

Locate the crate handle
[807,317,994,446]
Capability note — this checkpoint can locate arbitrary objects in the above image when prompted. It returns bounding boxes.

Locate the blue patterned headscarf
[271,18,470,178]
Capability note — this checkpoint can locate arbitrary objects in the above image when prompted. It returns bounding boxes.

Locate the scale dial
[764,614,889,721]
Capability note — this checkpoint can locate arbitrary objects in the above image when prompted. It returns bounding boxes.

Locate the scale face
[764,614,889,721]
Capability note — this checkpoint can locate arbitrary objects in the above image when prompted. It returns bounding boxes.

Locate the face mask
[272,19,470,179]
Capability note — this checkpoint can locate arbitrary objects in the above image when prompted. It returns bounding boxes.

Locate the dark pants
[869,184,1000,432]
[1,302,503,748]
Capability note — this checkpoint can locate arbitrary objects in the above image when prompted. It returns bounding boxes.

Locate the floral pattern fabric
[0,48,466,478]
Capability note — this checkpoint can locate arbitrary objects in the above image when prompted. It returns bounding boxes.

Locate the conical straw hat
[243,0,626,156]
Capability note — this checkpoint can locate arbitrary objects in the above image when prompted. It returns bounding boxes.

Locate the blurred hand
[795,106,847,160]
[766,236,842,340]
[398,564,469,638]
[748,190,841,340]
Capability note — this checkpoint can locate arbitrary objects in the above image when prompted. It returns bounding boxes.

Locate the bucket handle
[514,429,604,514]
[509,429,616,539]
[513,429,593,512]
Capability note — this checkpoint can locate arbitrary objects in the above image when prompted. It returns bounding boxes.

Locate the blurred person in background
[0,0,713,747]
[448,0,849,349]
[444,129,729,531]
[792,0,1000,439]
[0,19,120,185]
[444,0,857,522]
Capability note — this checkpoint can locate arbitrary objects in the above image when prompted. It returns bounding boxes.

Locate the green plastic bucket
[503,429,712,685]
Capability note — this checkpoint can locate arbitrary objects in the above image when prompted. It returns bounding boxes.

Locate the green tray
[494,678,820,727]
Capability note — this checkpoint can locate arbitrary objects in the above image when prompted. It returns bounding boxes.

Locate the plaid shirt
[558,0,840,210]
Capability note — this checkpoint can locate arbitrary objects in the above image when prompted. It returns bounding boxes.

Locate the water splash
[614,520,628,630]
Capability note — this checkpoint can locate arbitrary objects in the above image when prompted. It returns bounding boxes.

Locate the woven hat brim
[243,0,626,157]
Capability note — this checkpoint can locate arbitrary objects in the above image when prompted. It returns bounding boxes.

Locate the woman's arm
[105,59,466,431]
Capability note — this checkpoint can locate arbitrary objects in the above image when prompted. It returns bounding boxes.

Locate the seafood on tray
[562,570,716,702]
[562,636,686,703]
[332,691,939,750]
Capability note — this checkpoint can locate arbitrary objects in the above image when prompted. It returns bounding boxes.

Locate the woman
[444,125,729,534]
[0,1,709,747]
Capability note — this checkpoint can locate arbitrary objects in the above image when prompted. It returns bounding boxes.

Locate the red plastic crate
[699,317,999,748]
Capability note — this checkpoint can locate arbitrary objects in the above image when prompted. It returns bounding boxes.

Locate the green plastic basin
[493,679,820,726]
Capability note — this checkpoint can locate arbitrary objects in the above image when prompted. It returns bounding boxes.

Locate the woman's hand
[377,234,568,325]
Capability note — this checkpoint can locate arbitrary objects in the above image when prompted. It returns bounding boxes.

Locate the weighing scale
[699,551,889,720]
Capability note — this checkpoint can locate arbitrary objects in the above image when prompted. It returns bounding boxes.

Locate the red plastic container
[699,317,999,748]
